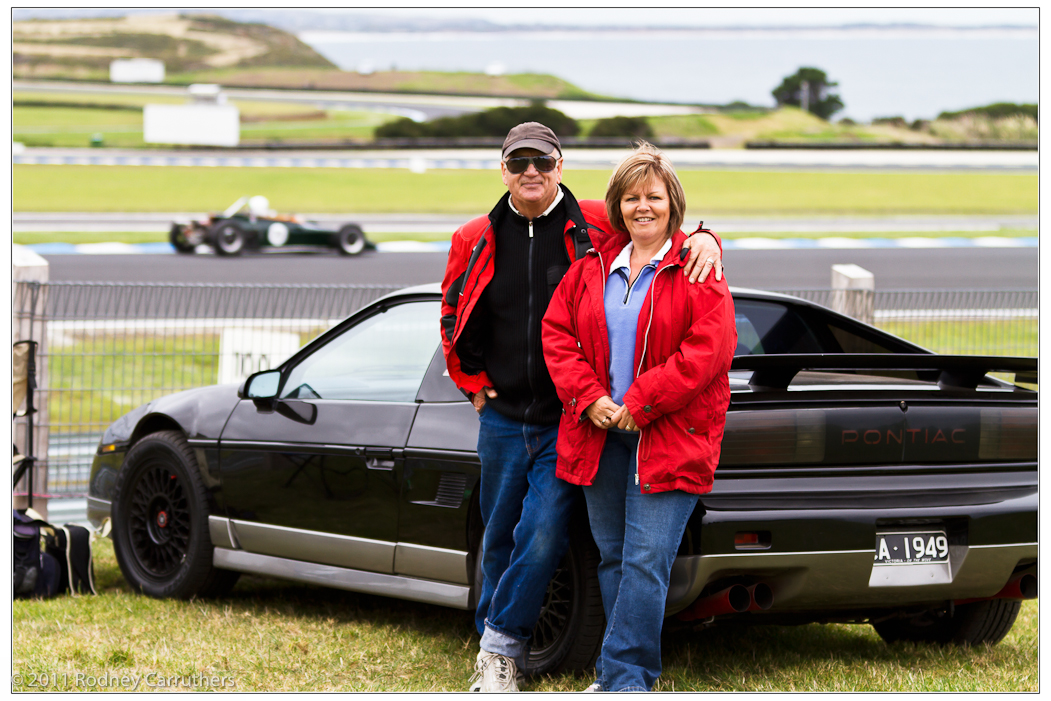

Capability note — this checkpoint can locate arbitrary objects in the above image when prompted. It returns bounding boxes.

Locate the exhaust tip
[750,582,774,610]
[1019,573,1037,599]
[728,584,751,612]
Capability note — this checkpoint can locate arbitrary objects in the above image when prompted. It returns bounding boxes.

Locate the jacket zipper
[524,219,538,422]
[634,262,677,490]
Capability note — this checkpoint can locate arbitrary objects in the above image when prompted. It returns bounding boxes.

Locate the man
[440,122,722,692]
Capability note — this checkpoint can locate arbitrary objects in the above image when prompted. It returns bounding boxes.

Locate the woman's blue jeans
[475,405,578,670]
[583,430,699,692]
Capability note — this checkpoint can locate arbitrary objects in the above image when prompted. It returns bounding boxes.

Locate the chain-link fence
[11,282,1037,497]
[774,288,1038,357]
[12,282,405,498]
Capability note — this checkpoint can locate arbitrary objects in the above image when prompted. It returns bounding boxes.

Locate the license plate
[874,530,949,566]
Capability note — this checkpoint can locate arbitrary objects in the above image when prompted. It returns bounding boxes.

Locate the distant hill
[13,13,335,79]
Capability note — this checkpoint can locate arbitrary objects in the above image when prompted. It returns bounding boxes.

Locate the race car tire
[334,224,366,256]
[111,430,239,599]
[212,222,247,256]
[169,224,196,254]
[872,599,1022,646]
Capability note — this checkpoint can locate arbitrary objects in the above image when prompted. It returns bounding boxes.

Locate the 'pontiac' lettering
[841,428,968,446]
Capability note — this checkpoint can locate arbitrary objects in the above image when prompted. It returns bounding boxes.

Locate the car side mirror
[240,369,281,400]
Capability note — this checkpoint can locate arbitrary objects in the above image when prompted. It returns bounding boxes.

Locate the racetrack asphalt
[41,246,1038,291]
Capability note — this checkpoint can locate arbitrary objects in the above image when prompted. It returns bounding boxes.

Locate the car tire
[111,430,239,599]
[169,224,196,254]
[211,222,246,256]
[872,599,1022,646]
[527,532,605,676]
[334,224,366,256]
[469,522,604,676]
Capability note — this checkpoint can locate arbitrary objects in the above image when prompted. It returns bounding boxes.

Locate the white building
[110,58,165,83]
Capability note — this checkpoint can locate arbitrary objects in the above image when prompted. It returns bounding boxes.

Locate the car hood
[101,384,242,445]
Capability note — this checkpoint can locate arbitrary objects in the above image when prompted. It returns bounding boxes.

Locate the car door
[218,299,441,575]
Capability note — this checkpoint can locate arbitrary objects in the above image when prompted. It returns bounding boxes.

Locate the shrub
[588,116,654,138]
[375,100,578,139]
[938,103,1037,121]
[872,116,908,128]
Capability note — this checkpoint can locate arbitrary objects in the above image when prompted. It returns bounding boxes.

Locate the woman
[542,143,737,692]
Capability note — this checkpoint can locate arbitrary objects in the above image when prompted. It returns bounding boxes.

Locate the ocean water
[299,28,1038,122]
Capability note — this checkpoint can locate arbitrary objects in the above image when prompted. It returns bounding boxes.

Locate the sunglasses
[504,155,559,174]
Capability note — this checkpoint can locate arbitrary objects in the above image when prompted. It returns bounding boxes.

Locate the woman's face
[620,176,671,247]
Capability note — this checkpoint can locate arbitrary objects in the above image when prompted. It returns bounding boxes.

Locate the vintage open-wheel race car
[169,196,373,257]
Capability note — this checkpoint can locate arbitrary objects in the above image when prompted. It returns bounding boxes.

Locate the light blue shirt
[604,239,672,405]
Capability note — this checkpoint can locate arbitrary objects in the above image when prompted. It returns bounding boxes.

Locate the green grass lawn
[13,165,1037,215]
[12,538,1037,692]
[13,104,397,149]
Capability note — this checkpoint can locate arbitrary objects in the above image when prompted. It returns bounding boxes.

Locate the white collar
[508,187,565,220]
[610,237,673,273]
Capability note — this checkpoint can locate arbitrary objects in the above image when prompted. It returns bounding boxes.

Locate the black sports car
[170,196,372,257]
[87,284,1037,676]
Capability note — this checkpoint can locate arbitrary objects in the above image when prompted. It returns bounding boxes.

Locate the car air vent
[432,472,468,508]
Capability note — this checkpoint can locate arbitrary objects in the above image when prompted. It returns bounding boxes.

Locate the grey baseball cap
[502,122,562,159]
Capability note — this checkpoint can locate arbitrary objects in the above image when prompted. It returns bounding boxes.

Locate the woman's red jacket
[541,228,737,495]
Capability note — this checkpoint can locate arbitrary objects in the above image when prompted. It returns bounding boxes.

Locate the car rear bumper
[668,541,1036,615]
[668,491,1037,615]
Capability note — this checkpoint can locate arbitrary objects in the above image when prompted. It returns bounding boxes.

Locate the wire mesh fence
[774,288,1038,357]
[13,281,405,498]
[11,282,1037,497]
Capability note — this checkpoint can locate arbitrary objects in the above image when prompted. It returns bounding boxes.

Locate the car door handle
[366,457,395,471]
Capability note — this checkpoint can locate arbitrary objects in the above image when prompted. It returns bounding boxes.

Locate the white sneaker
[582,682,602,692]
[468,650,520,692]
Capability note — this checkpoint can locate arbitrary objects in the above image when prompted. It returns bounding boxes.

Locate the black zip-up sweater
[458,193,571,425]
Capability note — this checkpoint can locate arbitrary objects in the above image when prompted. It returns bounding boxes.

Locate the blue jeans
[475,405,578,670]
[584,430,699,692]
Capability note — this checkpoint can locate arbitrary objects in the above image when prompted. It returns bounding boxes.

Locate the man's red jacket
[440,188,612,397]
[541,228,737,495]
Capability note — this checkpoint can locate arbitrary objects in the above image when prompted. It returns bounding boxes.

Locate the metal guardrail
[12,282,1037,497]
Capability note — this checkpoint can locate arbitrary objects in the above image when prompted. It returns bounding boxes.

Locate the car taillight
[719,409,825,466]
[979,409,1037,461]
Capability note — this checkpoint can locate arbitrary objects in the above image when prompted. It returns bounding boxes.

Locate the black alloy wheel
[334,224,366,255]
[212,222,246,256]
[128,460,191,577]
[111,431,239,599]
[529,530,605,676]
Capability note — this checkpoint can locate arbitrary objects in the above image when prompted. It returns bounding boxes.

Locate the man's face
[501,148,563,211]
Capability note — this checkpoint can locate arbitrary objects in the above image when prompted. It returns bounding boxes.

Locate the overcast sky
[312,7,1037,28]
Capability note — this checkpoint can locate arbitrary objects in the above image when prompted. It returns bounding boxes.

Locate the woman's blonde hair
[605,141,686,237]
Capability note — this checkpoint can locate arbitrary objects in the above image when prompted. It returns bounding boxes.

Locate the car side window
[827,323,898,354]
[733,300,824,355]
[281,300,440,402]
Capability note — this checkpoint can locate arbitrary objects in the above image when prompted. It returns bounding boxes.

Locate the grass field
[13,101,397,149]
[13,165,1037,215]
[11,538,1037,692]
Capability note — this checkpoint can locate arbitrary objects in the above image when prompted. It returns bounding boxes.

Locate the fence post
[12,246,50,519]
[831,264,875,325]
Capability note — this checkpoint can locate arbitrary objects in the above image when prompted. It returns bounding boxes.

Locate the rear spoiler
[730,354,1037,390]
